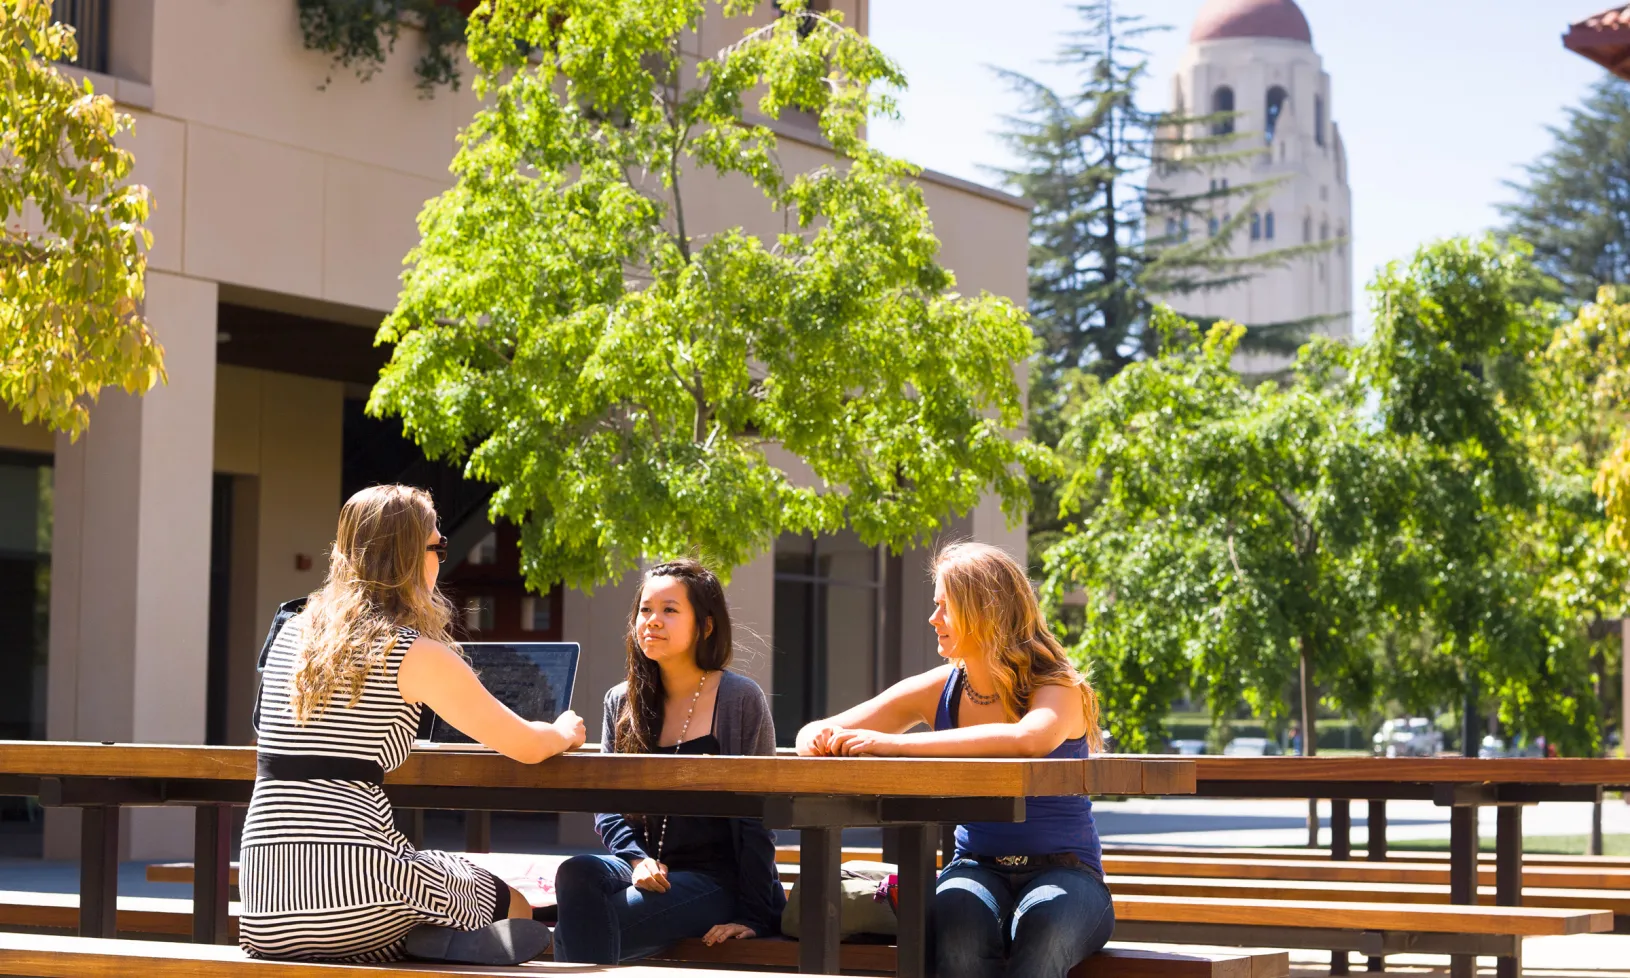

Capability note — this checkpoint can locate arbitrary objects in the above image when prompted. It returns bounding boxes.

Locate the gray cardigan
[594,669,786,935]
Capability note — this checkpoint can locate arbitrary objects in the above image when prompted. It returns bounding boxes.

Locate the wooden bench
[1100,854,1630,890]
[1101,843,1630,869]
[0,893,1286,978]
[653,938,1289,978]
[0,930,803,977]
[1108,875,1630,919]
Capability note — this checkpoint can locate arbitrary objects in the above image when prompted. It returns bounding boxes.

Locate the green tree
[1501,78,1630,303]
[369,0,1047,591]
[0,0,161,436]
[1360,239,1603,754]
[1039,311,1403,753]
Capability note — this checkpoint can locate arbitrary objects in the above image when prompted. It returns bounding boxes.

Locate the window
[464,595,495,634]
[1165,217,1179,240]
[521,595,553,633]
[50,0,108,74]
[1320,220,1329,242]
[1209,178,1217,193]
[1265,211,1276,240]
[1181,218,1190,242]
[467,530,497,566]
[1264,86,1288,144]
[772,0,828,37]
[1211,86,1235,135]
[1314,94,1326,147]
[773,531,883,745]
[1208,216,1220,237]
[1303,215,1313,243]
[1221,178,1229,191]
[1250,212,1262,241]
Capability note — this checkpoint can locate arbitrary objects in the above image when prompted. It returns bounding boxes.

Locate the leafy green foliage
[1043,239,1622,754]
[1040,311,1404,751]
[1550,286,1630,552]
[369,0,1047,591]
[0,0,161,436]
[1501,78,1630,303]
[296,0,466,97]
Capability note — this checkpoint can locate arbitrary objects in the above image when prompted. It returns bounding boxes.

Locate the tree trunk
[1301,635,1318,847]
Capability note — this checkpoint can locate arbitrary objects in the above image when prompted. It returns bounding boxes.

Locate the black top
[628,733,734,878]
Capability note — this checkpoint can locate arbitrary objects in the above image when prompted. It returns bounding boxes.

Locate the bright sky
[867,0,1615,337]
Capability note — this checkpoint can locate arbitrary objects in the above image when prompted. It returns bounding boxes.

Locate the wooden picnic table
[0,741,1193,978]
[1186,755,1630,978]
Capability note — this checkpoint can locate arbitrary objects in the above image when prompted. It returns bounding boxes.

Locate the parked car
[1168,739,1208,755]
[1373,717,1442,758]
[1222,737,1283,756]
[1478,735,1545,759]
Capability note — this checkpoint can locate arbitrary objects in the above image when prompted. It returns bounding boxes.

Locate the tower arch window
[1265,211,1276,240]
[1303,214,1312,243]
[1264,86,1288,144]
[1320,219,1329,242]
[1165,217,1179,241]
[1211,86,1235,135]
[1208,216,1220,237]
[1250,212,1262,241]
[1314,94,1326,147]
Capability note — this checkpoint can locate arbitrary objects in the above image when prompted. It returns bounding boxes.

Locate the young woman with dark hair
[795,542,1112,978]
[239,485,586,966]
[552,559,785,964]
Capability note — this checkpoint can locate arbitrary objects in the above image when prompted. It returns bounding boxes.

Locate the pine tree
[992,0,1319,560]
[1501,78,1630,302]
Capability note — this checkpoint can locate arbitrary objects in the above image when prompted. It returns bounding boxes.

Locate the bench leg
[1329,801,1351,974]
[193,804,232,944]
[798,826,842,975]
[896,825,936,978]
[79,806,119,938]
[1366,800,1386,972]
[1448,805,1477,978]
[464,811,491,854]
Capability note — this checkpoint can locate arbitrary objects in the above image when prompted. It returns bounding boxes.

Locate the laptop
[418,642,582,744]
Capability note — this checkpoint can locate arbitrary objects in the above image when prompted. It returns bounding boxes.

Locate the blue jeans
[934,859,1115,978]
[552,854,737,964]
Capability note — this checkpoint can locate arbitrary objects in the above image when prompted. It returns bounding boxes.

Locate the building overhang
[1565,5,1630,80]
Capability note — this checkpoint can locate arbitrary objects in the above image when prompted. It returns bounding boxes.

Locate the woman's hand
[702,922,756,945]
[796,721,842,756]
[631,857,670,893]
[827,728,903,756]
[553,710,587,749]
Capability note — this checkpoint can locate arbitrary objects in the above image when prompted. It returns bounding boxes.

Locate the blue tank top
[934,667,1103,874]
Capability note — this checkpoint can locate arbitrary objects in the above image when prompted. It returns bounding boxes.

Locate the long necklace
[645,670,710,863]
[960,665,999,707]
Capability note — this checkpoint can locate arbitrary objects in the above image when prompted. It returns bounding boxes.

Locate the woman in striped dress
[240,484,586,965]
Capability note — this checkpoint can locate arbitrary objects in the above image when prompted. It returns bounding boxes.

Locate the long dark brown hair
[612,559,734,753]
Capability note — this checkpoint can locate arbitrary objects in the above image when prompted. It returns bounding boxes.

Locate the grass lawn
[1382,834,1630,856]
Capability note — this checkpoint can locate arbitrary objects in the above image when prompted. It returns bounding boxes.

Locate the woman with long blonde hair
[239,485,585,966]
[796,542,1112,978]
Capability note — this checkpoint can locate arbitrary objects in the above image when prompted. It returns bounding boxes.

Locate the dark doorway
[0,450,51,856]
[206,474,234,746]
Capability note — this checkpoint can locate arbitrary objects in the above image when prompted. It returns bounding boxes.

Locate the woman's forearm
[890,723,1060,758]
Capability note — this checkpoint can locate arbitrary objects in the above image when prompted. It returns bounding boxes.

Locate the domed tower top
[1189,0,1312,45]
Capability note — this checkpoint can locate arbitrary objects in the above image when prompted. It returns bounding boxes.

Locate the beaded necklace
[644,669,711,862]
[960,664,999,707]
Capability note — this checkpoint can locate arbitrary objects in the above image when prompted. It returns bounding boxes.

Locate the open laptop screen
[421,642,581,744]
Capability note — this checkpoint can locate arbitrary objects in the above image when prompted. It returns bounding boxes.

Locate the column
[45,272,218,860]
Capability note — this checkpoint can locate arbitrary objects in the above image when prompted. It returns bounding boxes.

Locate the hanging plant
[296,0,468,97]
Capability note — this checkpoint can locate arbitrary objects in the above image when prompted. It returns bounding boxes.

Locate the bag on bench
[780,860,898,939]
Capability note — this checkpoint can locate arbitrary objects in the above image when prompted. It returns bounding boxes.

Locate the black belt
[257,754,384,785]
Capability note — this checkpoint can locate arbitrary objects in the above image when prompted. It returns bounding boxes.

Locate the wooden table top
[0,742,1194,797]
[1182,755,1630,785]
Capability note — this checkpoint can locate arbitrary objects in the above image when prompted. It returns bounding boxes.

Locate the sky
[866,0,1616,336]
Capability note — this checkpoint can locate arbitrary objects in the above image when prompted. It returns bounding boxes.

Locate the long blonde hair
[291,485,458,723]
[934,542,1103,751]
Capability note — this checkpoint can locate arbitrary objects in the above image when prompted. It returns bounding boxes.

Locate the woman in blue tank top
[795,542,1112,978]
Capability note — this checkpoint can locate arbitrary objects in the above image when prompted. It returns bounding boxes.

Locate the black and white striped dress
[239,615,505,962]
